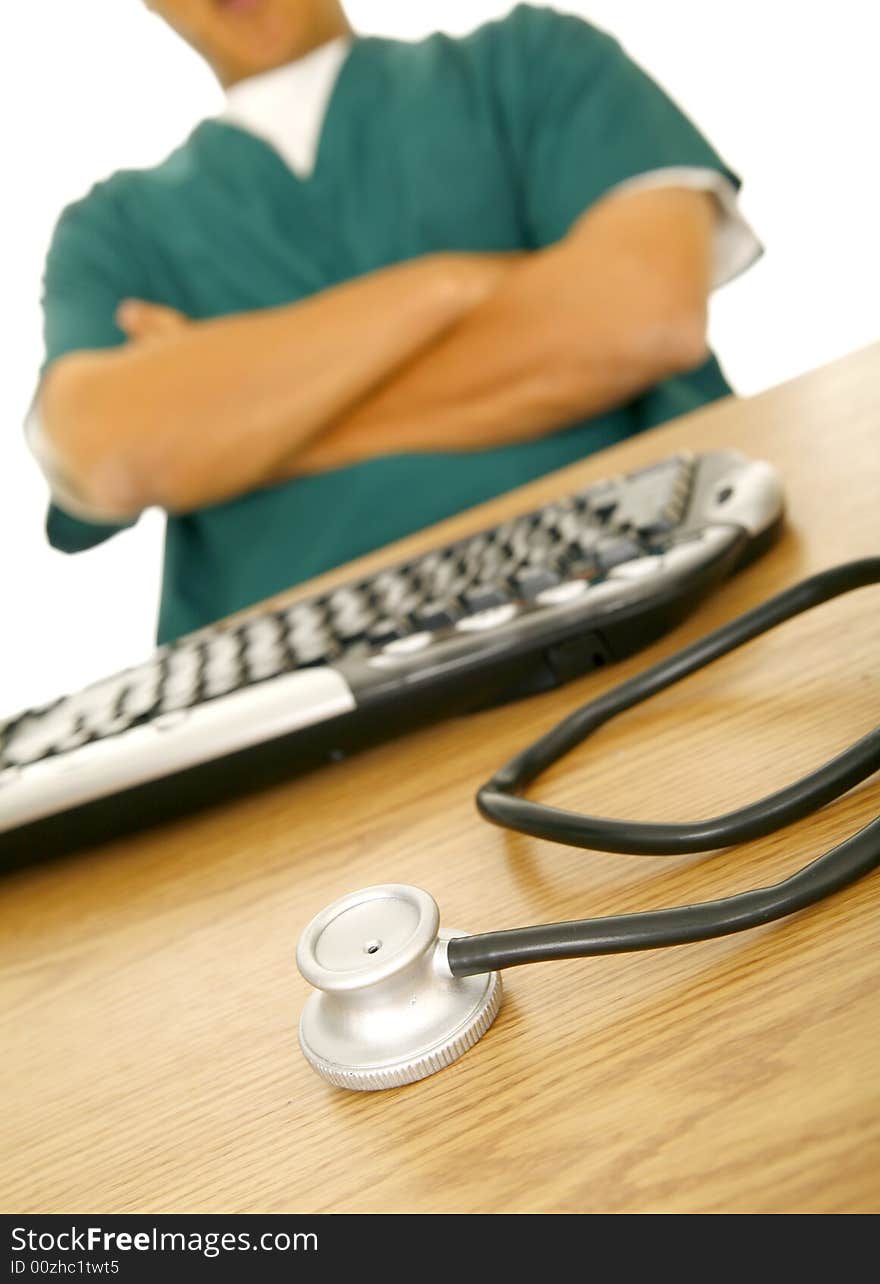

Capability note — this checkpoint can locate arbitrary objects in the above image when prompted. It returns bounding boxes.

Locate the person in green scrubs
[31,1,759,644]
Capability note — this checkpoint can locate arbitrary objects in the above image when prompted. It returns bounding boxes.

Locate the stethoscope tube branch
[446,814,880,975]
[477,558,880,854]
[449,558,880,976]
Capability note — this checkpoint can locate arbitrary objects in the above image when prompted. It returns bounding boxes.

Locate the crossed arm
[38,186,715,520]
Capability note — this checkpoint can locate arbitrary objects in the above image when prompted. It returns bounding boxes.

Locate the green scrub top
[39,4,740,645]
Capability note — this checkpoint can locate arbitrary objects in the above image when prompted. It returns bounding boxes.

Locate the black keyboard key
[414,600,460,631]
[511,568,562,600]
[462,585,511,613]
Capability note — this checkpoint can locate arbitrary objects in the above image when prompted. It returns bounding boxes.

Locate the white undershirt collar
[221,35,353,178]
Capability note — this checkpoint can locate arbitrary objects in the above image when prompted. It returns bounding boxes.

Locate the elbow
[40,354,154,520]
[618,298,711,385]
[641,305,711,377]
[551,301,710,416]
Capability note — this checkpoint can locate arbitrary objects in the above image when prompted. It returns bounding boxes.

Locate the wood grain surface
[2,344,878,1214]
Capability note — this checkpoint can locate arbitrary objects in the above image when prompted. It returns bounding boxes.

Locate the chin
[206,1,321,83]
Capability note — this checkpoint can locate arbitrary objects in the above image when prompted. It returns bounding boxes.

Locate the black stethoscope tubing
[447,558,879,977]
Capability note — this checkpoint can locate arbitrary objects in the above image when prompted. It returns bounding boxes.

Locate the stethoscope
[294,559,879,1091]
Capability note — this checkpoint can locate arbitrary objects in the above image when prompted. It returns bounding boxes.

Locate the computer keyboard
[0,449,784,861]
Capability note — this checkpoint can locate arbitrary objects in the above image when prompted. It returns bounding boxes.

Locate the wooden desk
[2,346,878,1215]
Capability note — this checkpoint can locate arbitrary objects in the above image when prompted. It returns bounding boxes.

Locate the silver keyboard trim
[687,455,784,537]
[0,667,355,835]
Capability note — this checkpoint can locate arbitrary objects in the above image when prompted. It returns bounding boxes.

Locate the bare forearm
[294,188,715,475]
[292,251,607,473]
[40,254,500,516]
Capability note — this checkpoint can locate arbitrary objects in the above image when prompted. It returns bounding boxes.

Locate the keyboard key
[383,632,433,655]
[566,526,602,554]
[73,676,133,739]
[563,555,600,579]
[512,568,561,600]
[456,604,518,632]
[242,616,286,681]
[473,542,505,582]
[506,518,533,561]
[329,586,368,616]
[425,556,458,599]
[560,526,601,574]
[462,585,510,613]
[443,569,475,601]
[635,512,678,537]
[283,601,325,632]
[537,503,566,530]
[458,532,490,563]
[202,632,243,699]
[597,536,643,571]
[411,552,447,595]
[160,646,203,713]
[3,709,72,766]
[554,508,588,545]
[333,616,371,644]
[367,618,404,646]
[620,455,695,534]
[120,663,163,719]
[608,555,664,580]
[290,633,335,667]
[414,600,460,631]
[535,579,589,606]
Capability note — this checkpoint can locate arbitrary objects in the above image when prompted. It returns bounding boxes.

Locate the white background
[1,0,878,718]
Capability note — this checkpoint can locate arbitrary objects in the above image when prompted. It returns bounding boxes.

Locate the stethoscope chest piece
[296,883,502,1091]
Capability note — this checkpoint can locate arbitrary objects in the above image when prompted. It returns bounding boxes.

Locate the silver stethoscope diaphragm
[296,883,502,1091]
